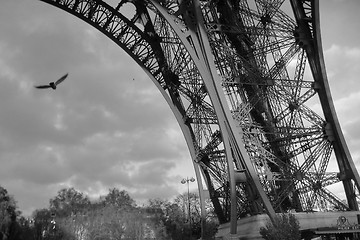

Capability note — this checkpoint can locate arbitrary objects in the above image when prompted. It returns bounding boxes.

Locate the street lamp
[181,177,195,239]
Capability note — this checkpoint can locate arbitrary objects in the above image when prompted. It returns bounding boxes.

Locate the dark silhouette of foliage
[0,186,35,240]
[0,186,22,240]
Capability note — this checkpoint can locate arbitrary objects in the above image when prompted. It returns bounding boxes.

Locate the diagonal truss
[39,0,360,235]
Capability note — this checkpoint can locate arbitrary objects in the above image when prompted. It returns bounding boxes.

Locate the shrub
[259,213,301,240]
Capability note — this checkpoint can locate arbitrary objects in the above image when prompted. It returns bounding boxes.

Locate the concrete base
[215,211,360,240]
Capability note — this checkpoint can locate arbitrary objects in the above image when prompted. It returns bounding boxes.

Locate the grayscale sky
[0,0,359,216]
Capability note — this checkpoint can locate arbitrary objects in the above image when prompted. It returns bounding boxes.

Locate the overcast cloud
[0,0,359,216]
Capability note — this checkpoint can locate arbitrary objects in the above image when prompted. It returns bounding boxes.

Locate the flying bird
[34,73,68,90]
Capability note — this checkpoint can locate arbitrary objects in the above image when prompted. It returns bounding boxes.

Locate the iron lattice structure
[40,0,360,234]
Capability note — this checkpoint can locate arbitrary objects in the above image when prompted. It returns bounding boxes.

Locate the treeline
[0,186,218,240]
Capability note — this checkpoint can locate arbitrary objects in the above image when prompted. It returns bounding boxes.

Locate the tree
[259,213,301,240]
[146,198,190,240]
[146,194,219,240]
[0,186,22,240]
[174,193,197,239]
[86,205,126,240]
[0,189,12,239]
[174,192,219,240]
[101,188,136,210]
[32,209,53,240]
[49,187,91,217]
[44,187,157,240]
[57,198,149,240]
[16,217,36,240]
[122,209,146,239]
[145,199,169,240]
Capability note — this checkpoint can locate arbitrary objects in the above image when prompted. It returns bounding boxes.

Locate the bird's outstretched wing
[55,73,68,86]
[34,85,51,89]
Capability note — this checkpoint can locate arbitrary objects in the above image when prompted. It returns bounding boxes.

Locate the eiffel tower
[39,0,360,238]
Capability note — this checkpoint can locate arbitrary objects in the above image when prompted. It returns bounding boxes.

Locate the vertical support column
[191,0,276,225]
[150,0,240,234]
[151,0,276,236]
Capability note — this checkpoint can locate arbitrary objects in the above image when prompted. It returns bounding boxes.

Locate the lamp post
[181,176,195,239]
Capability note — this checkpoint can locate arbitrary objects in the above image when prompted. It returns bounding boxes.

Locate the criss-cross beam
[39,0,360,237]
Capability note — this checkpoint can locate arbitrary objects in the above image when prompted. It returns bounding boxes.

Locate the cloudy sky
[0,0,359,216]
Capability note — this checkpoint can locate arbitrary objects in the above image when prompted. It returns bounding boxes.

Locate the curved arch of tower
[39,0,360,237]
